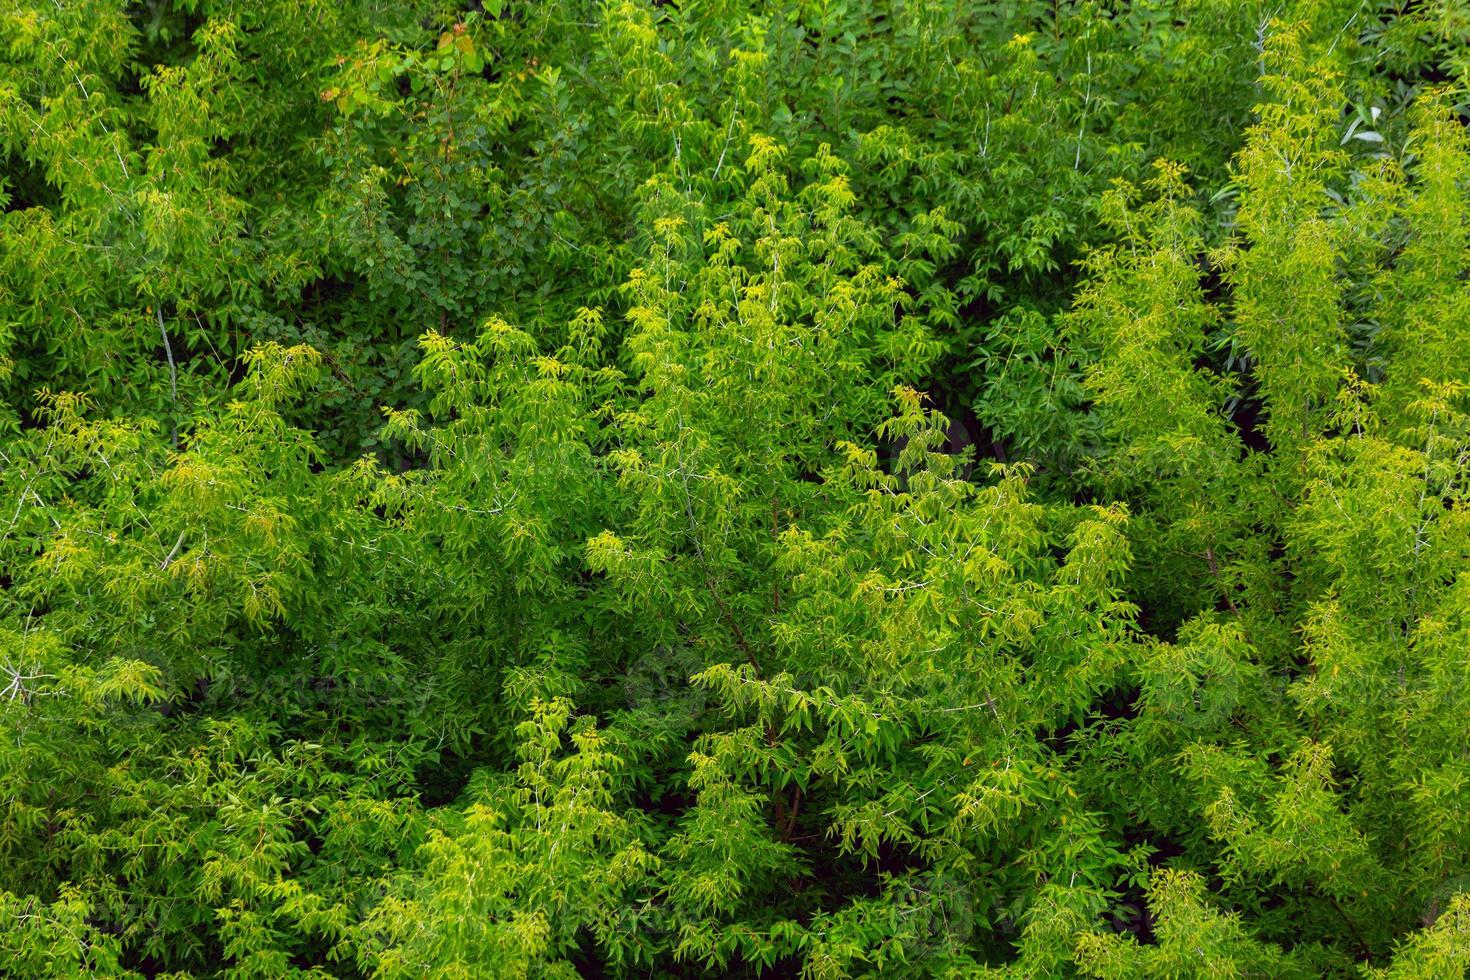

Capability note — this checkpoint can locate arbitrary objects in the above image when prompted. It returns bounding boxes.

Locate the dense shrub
[3,1,1470,976]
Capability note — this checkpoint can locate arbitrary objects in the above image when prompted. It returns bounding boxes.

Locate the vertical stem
[156,306,178,450]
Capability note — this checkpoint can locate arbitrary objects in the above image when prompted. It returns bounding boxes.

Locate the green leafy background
[3,1,1470,976]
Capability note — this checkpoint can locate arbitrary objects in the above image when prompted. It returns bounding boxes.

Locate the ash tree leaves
[1058,15,1470,976]
[4,1,1470,978]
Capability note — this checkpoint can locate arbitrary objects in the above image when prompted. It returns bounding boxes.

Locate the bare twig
[157,306,178,449]
[160,530,186,570]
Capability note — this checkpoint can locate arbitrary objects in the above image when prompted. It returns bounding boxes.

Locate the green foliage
[4,0,1470,976]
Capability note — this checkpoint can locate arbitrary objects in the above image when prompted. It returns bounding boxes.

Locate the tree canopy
[3,1,1470,976]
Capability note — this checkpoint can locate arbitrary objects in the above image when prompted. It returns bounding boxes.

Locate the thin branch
[1204,545,1240,614]
[159,530,186,570]
[707,575,761,680]
[157,306,178,449]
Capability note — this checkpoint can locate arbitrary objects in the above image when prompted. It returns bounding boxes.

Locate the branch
[1204,546,1240,614]
[157,306,178,449]
[706,575,761,680]
[159,530,186,570]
